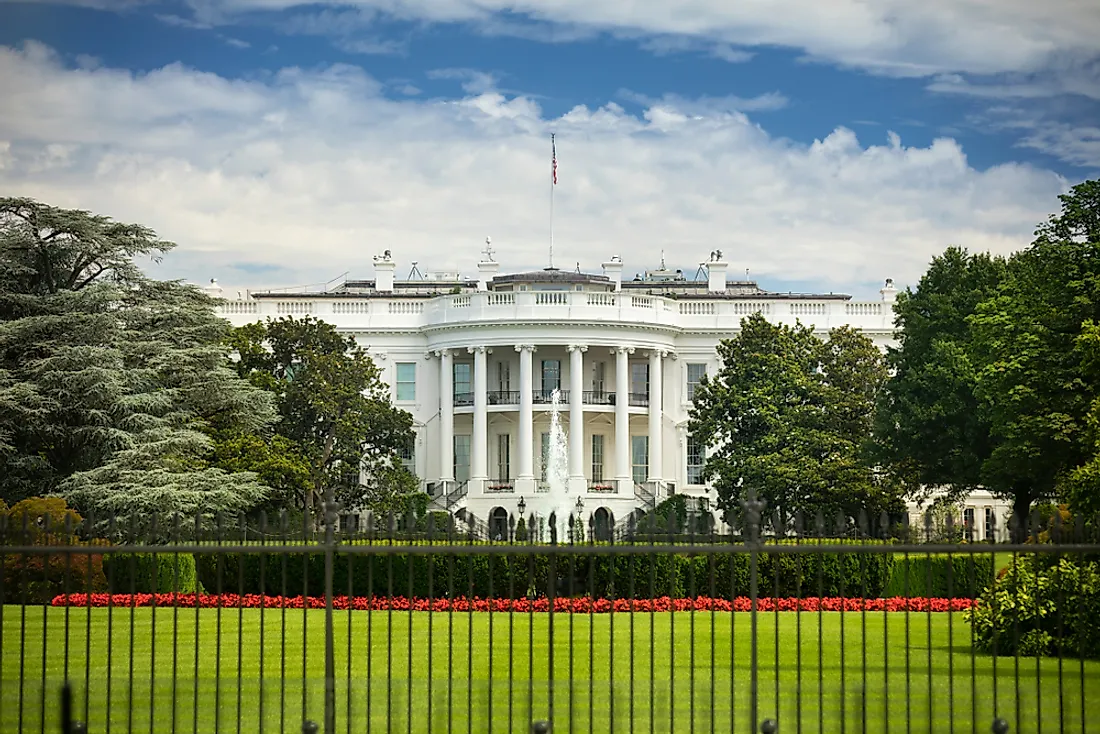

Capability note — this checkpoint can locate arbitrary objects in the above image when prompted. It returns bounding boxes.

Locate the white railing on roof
[215,291,892,333]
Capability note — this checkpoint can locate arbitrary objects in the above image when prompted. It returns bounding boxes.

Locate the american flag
[551,133,557,185]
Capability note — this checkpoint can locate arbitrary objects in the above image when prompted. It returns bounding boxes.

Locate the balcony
[533,390,568,405]
[454,392,474,407]
[588,482,616,493]
[628,392,649,407]
[487,390,520,405]
[486,480,514,492]
[582,391,614,405]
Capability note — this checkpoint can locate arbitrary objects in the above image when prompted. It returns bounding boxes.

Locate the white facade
[211,253,922,534]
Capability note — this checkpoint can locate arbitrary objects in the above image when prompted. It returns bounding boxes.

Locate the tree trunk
[1010,492,1033,544]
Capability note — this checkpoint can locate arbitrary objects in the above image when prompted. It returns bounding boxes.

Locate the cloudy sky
[1,0,1097,298]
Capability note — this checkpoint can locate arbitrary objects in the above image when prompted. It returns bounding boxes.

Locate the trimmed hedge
[106,553,202,594]
[194,548,899,600]
[882,555,995,599]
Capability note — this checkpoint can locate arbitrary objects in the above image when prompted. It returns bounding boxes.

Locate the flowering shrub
[51,592,974,613]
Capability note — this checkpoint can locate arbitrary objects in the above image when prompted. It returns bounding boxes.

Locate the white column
[516,345,535,481]
[438,349,454,482]
[470,346,489,481]
[568,345,586,482]
[614,346,632,483]
[647,350,664,482]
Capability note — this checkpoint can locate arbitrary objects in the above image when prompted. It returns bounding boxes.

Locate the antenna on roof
[575,262,581,273]
[694,262,708,281]
[408,262,424,280]
[660,250,666,270]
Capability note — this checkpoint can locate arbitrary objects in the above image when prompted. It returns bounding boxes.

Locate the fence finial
[760,719,778,733]
[992,719,1009,734]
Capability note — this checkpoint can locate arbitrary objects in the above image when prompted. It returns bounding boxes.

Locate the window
[686,436,705,485]
[631,363,649,397]
[398,437,416,475]
[591,435,605,483]
[540,432,551,482]
[542,359,561,392]
[454,363,472,401]
[631,435,649,484]
[686,363,707,400]
[963,508,975,540]
[395,362,416,401]
[497,434,511,481]
[454,435,471,483]
[984,508,995,541]
[592,362,606,393]
[497,362,511,392]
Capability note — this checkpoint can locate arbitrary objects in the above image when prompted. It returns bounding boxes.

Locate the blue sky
[1,0,1097,298]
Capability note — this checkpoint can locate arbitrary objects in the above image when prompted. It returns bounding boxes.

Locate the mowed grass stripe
[2,606,1096,733]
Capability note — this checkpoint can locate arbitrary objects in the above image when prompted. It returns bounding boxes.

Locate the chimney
[602,257,623,292]
[374,252,396,292]
[477,260,500,292]
[880,278,898,303]
[707,259,728,293]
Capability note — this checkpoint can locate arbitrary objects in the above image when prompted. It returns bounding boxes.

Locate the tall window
[631,435,649,484]
[454,435,471,483]
[686,363,707,400]
[686,436,705,485]
[454,363,472,402]
[395,362,416,401]
[592,362,606,394]
[540,432,551,482]
[984,508,995,541]
[963,507,975,540]
[398,437,416,476]
[591,434,605,483]
[542,360,561,392]
[496,434,511,480]
[497,362,511,392]
[631,363,649,396]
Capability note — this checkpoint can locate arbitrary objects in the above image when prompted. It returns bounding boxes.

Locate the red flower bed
[51,593,974,613]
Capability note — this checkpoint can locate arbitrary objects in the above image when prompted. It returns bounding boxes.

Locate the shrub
[967,556,1100,659]
[1,497,108,603]
[105,553,202,594]
[4,496,83,542]
[883,555,994,599]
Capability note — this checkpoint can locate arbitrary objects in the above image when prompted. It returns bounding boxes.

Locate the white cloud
[0,41,1072,297]
[170,0,1100,78]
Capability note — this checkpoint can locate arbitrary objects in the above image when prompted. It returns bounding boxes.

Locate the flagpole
[549,133,556,269]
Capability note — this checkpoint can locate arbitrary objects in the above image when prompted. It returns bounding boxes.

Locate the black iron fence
[2,500,1098,733]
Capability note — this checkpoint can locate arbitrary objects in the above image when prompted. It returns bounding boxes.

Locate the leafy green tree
[0,198,276,527]
[689,313,899,530]
[969,180,1100,525]
[228,316,416,524]
[872,247,1007,505]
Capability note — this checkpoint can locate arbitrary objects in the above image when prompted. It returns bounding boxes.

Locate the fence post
[741,489,767,732]
[322,485,340,734]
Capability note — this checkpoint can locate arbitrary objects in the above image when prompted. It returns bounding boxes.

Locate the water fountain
[544,389,574,541]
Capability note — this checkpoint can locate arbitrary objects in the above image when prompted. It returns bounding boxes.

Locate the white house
[209,249,1006,538]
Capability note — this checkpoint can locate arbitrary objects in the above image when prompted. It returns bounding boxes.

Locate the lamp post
[517,496,526,516]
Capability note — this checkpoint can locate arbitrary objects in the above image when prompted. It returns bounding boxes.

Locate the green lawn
[2,605,1097,733]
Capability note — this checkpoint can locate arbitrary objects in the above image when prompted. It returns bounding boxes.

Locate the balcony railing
[533,390,568,404]
[588,482,616,493]
[628,392,649,407]
[454,392,474,407]
[486,480,514,492]
[582,391,614,405]
[487,390,520,405]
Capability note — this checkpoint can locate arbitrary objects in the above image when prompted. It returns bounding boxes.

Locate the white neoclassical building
[210,250,1009,538]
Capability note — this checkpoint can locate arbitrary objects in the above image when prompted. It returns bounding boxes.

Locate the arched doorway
[593,507,612,542]
[489,507,509,541]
